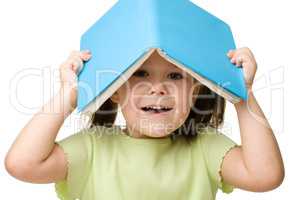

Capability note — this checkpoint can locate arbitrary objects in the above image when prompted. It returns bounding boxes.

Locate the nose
[149,82,167,95]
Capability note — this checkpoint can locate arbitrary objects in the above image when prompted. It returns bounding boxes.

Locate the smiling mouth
[140,105,173,113]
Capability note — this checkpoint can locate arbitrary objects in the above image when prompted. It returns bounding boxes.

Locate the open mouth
[140,105,173,113]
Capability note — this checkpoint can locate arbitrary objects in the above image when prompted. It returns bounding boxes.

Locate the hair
[87,84,226,144]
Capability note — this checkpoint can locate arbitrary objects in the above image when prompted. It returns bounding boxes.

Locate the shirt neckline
[113,125,173,145]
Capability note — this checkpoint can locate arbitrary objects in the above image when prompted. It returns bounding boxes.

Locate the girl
[5,47,284,200]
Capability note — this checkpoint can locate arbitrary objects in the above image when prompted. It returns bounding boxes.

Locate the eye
[167,72,183,80]
[133,70,149,77]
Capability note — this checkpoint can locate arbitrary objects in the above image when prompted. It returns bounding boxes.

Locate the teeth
[151,106,165,109]
[141,105,172,112]
[147,106,168,109]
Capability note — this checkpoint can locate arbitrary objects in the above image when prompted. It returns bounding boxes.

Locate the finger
[230,50,249,62]
[231,55,243,67]
[63,50,90,75]
[235,56,244,67]
[79,49,91,58]
[70,51,87,68]
[68,50,90,61]
[77,51,92,74]
[80,51,91,61]
[67,58,80,72]
[238,47,253,56]
[236,47,256,61]
[233,54,250,67]
[71,57,84,74]
[76,58,84,75]
[226,49,235,58]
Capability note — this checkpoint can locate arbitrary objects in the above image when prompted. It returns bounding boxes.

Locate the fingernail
[83,52,91,58]
[85,53,91,57]
[227,50,233,57]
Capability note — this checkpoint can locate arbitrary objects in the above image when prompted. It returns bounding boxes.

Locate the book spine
[144,0,160,51]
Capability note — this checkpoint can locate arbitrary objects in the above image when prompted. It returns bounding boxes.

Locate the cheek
[118,87,140,113]
[117,84,133,106]
[119,100,137,124]
[172,85,194,115]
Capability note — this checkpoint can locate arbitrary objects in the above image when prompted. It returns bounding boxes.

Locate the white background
[0,0,291,199]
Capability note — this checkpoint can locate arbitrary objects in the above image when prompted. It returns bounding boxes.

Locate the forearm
[6,86,75,165]
[234,89,284,179]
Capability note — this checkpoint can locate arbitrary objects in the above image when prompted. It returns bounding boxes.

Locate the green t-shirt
[55,125,238,200]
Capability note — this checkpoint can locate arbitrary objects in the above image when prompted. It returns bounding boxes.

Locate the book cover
[77,0,247,114]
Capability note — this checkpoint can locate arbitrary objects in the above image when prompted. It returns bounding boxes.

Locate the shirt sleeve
[198,127,239,194]
[54,129,94,200]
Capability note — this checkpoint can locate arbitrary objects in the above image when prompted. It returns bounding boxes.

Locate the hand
[59,50,91,109]
[227,47,257,90]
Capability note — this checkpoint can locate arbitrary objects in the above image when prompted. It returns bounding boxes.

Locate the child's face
[111,51,201,138]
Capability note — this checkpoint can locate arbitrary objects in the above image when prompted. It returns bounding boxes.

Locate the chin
[143,125,174,138]
[146,132,168,138]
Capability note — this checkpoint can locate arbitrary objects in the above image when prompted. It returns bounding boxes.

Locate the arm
[220,48,285,192]
[5,50,91,183]
[5,87,73,183]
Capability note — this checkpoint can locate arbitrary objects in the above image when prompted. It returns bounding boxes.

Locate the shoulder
[194,126,239,172]
[54,125,117,199]
[56,127,96,146]
[195,126,239,193]
[196,126,236,148]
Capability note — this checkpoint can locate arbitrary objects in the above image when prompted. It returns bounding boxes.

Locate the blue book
[77,0,247,114]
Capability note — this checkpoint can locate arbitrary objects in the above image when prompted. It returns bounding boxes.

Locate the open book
[77,0,247,115]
